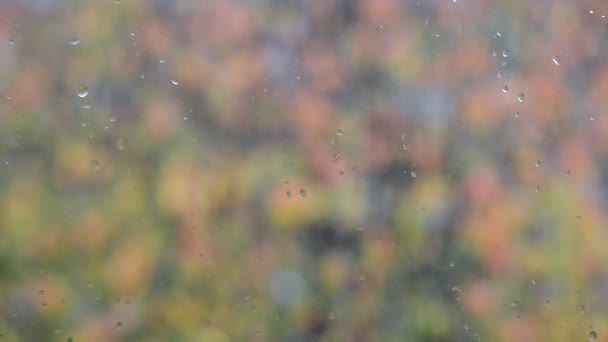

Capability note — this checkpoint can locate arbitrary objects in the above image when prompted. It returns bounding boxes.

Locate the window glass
[0,0,605,341]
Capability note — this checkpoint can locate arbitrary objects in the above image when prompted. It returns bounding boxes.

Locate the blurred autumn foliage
[1,0,608,341]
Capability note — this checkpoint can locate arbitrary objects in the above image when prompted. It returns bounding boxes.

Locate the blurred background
[0,0,608,341]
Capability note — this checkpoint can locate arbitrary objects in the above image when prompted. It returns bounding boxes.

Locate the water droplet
[359,274,365,281]
[38,290,45,295]
[332,153,340,164]
[452,286,461,292]
[492,50,497,57]
[545,299,551,306]
[299,189,307,197]
[339,170,344,176]
[91,160,100,170]
[77,84,88,98]
[514,112,520,118]
[464,324,469,330]
[171,79,179,85]
[589,9,595,14]
[552,56,560,65]
[517,92,525,103]
[496,32,502,37]
[109,116,117,122]
[8,38,14,45]
[336,129,343,136]
[69,37,80,46]
[328,313,335,320]
[402,143,410,151]
[285,191,292,198]
[449,262,455,268]
[67,338,73,342]
[42,302,48,308]
[535,186,540,192]
[400,133,406,141]
[502,49,509,58]
[510,300,519,307]
[590,115,595,121]
[589,330,597,341]
[534,160,541,167]
[410,171,417,178]
[115,321,122,328]
[502,85,509,93]
[580,304,586,313]
[497,71,504,78]
[82,99,91,109]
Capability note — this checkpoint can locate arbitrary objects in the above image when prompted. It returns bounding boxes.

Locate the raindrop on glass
[285,191,292,198]
[359,274,365,281]
[534,160,541,167]
[339,170,344,176]
[464,324,469,330]
[77,84,89,98]
[299,189,307,198]
[517,92,525,103]
[171,80,179,85]
[8,38,15,45]
[410,171,417,178]
[69,37,80,46]
[502,49,508,57]
[332,153,340,164]
[589,331,597,342]
[552,56,560,65]
[491,50,497,57]
[328,313,335,320]
[116,138,125,150]
[115,321,123,328]
[336,129,343,136]
[82,99,91,109]
[502,85,509,93]
[91,160,100,170]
